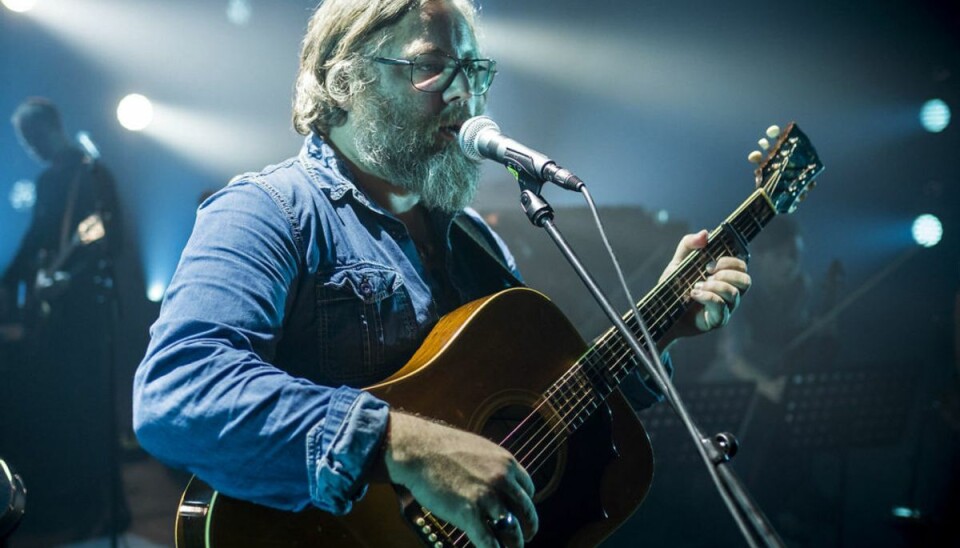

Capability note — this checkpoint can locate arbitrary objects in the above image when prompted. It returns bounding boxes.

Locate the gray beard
[350,90,480,214]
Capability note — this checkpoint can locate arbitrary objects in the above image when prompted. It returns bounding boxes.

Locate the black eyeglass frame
[373,52,498,95]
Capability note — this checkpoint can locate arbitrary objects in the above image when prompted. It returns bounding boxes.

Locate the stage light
[147,282,166,303]
[9,180,36,211]
[920,99,950,133]
[117,94,154,131]
[1,0,37,13]
[655,209,670,224]
[891,506,921,519]
[226,0,252,26]
[912,214,942,248]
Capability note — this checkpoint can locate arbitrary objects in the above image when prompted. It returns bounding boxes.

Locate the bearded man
[133,1,751,547]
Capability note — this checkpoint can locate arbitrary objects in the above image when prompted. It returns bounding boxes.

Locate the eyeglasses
[373,52,497,95]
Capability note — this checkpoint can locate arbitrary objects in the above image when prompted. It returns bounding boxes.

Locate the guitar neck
[42,214,106,275]
[545,188,778,425]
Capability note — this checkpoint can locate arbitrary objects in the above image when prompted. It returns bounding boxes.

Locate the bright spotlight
[226,0,252,26]
[9,180,36,211]
[920,99,950,133]
[147,282,166,303]
[2,0,37,13]
[117,93,154,131]
[912,214,943,248]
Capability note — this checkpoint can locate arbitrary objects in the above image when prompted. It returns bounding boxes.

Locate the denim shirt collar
[299,133,365,204]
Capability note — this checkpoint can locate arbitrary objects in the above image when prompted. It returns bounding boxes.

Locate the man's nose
[442,67,474,104]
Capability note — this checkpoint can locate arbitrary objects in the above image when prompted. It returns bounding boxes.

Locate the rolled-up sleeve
[132,181,389,513]
[619,353,675,411]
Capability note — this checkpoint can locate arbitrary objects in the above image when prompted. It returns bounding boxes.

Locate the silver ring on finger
[489,512,516,531]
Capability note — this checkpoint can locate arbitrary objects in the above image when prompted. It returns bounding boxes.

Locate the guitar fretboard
[543,188,777,432]
[428,124,822,547]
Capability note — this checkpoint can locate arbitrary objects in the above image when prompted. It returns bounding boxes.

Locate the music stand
[779,365,917,451]
[776,364,918,546]
[637,381,757,466]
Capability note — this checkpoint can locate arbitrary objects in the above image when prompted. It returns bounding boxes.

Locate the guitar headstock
[749,122,824,214]
[78,213,105,245]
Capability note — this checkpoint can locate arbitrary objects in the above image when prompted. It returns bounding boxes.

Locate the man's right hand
[383,411,539,548]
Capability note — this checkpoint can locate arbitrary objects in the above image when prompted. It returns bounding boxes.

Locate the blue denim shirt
[133,134,522,514]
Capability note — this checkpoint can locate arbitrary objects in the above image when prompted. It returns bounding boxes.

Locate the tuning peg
[748,150,763,164]
[766,125,781,139]
[758,138,770,150]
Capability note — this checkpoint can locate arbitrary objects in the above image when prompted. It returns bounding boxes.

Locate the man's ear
[326,61,355,112]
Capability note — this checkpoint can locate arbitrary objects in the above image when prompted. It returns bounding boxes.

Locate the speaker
[0,458,26,542]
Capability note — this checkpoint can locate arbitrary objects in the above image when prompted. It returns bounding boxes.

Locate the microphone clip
[508,165,555,228]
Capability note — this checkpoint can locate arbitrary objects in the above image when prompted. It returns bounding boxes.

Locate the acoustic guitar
[174,123,824,547]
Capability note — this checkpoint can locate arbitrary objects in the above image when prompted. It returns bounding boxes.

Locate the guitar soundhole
[480,404,563,498]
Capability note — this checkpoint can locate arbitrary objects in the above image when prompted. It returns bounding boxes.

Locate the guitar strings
[440,235,743,548]
[504,240,726,459]
[500,209,767,481]
[505,203,771,474]
[425,202,772,547]
[443,252,723,547]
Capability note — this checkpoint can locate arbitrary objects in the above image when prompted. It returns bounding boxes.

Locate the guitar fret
[575,191,781,407]
[539,143,816,446]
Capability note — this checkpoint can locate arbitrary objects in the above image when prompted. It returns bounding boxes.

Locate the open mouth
[440,122,463,140]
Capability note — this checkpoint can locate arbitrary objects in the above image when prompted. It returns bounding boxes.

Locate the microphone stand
[511,168,784,548]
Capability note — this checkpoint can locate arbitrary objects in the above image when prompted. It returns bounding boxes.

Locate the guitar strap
[452,215,524,289]
[57,163,85,254]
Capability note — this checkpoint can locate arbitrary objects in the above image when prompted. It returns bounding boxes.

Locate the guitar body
[176,288,654,547]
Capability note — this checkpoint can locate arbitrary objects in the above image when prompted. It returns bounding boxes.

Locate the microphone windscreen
[458,116,499,162]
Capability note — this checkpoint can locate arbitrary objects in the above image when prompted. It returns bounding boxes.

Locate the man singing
[133,1,751,547]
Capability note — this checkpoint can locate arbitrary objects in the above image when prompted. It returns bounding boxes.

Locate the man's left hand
[659,230,751,340]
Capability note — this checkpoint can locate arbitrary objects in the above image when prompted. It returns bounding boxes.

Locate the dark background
[1,1,958,546]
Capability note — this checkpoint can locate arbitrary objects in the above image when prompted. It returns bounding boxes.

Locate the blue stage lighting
[1,0,37,13]
[9,180,36,211]
[912,214,942,248]
[147,282,166,303]
[920,99,950,133]
[117,94,154,131]
[891,506,921,519]
[227,0,252,26]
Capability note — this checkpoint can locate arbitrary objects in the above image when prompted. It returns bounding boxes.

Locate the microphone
[76,131,101,161]
[458,116,584,191]
[76,131,102,173]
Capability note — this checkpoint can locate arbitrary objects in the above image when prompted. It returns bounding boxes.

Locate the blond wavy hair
[293,0,478,135]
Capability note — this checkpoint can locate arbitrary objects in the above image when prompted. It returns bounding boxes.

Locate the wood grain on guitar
[173,123,824,547]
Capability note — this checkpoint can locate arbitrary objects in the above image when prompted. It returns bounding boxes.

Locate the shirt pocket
[315,263,419,386]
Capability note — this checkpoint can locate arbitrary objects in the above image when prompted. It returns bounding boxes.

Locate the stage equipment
[0,458,26,543]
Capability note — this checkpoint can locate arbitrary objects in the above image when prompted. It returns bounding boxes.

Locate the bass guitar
[175,122,824,547]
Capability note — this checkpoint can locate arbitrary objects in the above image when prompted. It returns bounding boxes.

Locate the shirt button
[359,280,373,296]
